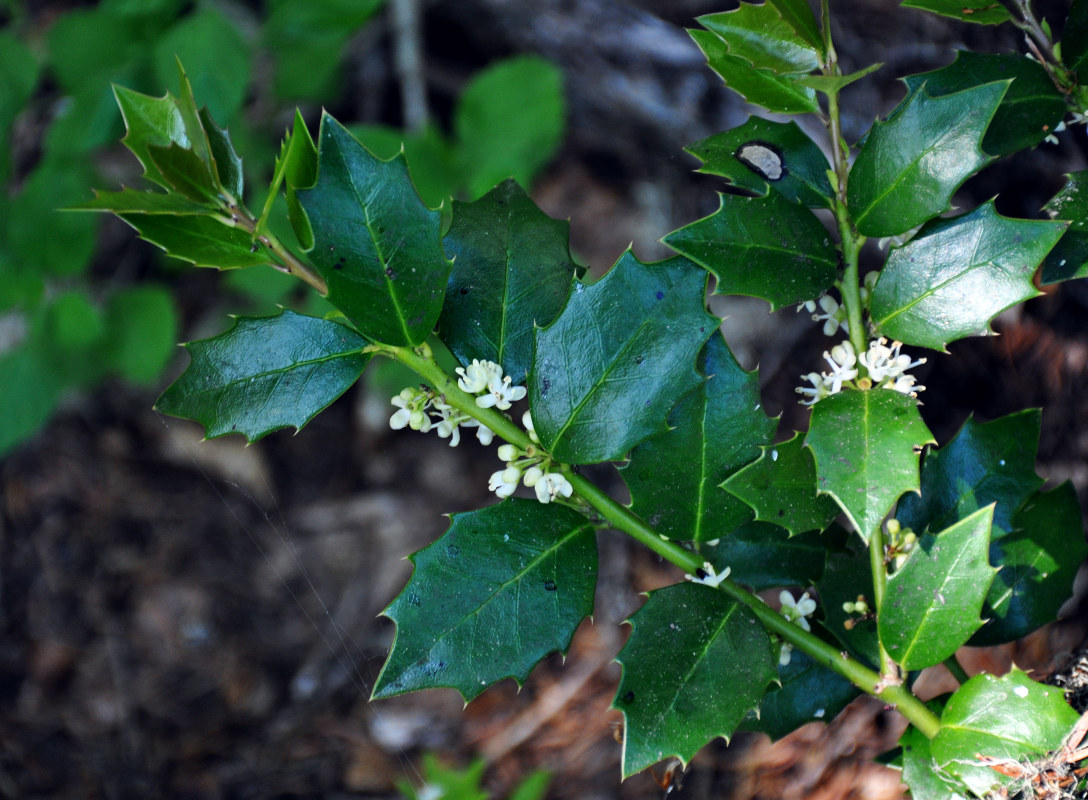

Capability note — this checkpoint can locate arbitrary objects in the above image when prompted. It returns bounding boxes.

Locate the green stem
[568,470,941,739]
[943,654,970,685]
[228,206,328,295]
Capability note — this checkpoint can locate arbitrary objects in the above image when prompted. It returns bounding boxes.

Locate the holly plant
[79,1,1088,797]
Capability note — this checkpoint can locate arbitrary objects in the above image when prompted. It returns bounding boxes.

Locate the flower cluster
[389,386,495,446]
[488,411,573,504]
[796,337,925,405]
[799,294,849,336]
[777,590,817,666]
[456,358,526,410]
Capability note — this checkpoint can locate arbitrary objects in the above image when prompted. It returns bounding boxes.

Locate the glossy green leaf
[900,0,1013,25]
[896,410,1044,537]
[971,481,1087,646]
[697,4,821,75]
[686,116,832,207]
[1041,171,1088,284]
[623,333,775,542]
[931,670,1080,797]
[806,389,935,543]
[200,106,244,202]
[707,524,829,590]
[614,582,777,777]
[1063,0,1088,76]
[529,252,715,464]
[454,56,566,201]
[372,500,597,702]
[689,29,820,115]
[818,539,881,665]
[300,114,451,345]
[848,82,1007,237]
[871,202,1063,350]
[147,142,219,203]
[741,647,860,740]
[796,63,883,94]
[900,711,969,800]
[72,188,215,215]
[267,109,318,249]
[439,181,576,384]
[723,433,840,537]
[902,52,1066,156]
[118,213,272,269]
[767,0,824,54]
[879,506,996,670]
[155,310,371,440]
[664,191,836,310]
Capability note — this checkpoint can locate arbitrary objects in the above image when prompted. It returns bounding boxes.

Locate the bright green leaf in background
[104,286,179,384]
[902,52,1066,156]
[623,333,775,542]
[664,191,837,309]
[879,506,995,670]
[806,389,934,543]
[373,500,597,701]
[870,202,1064,350]
[614,582,777,777]
[530,252,715,464]
[723,434,841,537]
[155,310,371,441]
[0,31,39,182]
[1041,170,1088,284]
[900,0,1013,25]
[931,670,1080,797]
[848,82,1007,237]
[686,116,832,207]
[300,114,452,346]
[440,181,577,384]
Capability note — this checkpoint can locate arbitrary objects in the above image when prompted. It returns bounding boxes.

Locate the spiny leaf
[879,506,996,670]
[806,389,935,543]
[900,0,1013,25]
[614,582,777,777]
[664,191,837,310]
[706,523,829,590]
[266,109,318,249]
[722,433,840,537]
[118,213,273,270]
[1041,170,1088,284]
[848,81,1007,237]
[299,113,452,346]
[871,202,1064,350]
[686,116,832,207]
[696,3,822,75]
[439,180,577,384]
[155,310,371,441]
[372,500,597,702]
[72,189,215,215]
[623,333,775,542]
[529,252,715,464]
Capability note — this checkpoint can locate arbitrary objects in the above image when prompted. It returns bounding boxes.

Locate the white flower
[779,590,817,632]
[489,469,519,498]
[523,411,540,443]
[533,472,573,504]
[859,337,926,393]
[779,642,794,666]
[822,341,858,393]
[685,561,732,587]
[477,373,527,410]
[811,294,848,336]
[456,359,503,394]
[475,424,495,445]
[796,371,832,406]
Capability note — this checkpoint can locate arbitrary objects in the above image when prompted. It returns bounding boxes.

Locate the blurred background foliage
[0,0,566,455]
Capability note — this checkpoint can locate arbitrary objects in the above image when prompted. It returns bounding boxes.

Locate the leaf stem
[229,206,328,295]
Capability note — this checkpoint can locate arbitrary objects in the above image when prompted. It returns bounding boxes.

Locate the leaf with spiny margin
[199,107,243,201]
[696,4,821,75]
[706,523,829,590]
[155,310,371,440]
[796,63,884,94]
[806,389,935,543]
[723,433,841,537]
[971,482,1086,646]
[896,410,1044,538]
[900,704,970,800]
[1041,171,1088,284]
[879,506,996,670]
[663,191,836,310]
[818,538,881,665]
[767,0,824,55]
[848,81,1007,237]
[299,113,452,346]
[870,202,1063,350]
[118,213,274,269]
[900,0,1013,25]
[622,333,774,542]
[372,500,597,702]
[1062,0,1088,75]
[902,52,1066,157]
[439,180,577,385]
[686,117,832,207]
[147,142,219,203]
[613,582,777,777]
[741,647,860,740]
[689,29,819,115]
[931,670,1080,797]
[268,109,318,249]
[529,252,714,464]
[72,189,215,215]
